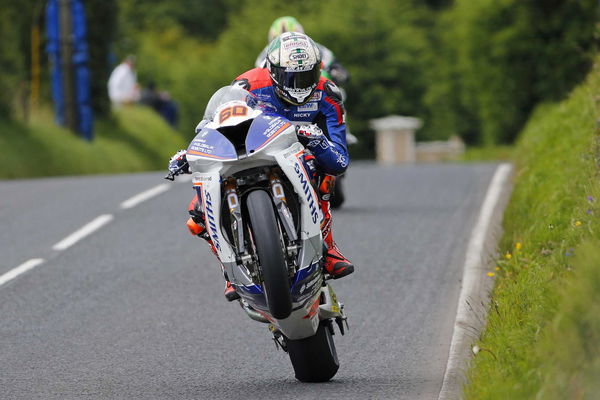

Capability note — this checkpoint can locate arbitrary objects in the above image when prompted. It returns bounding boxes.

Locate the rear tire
[330,175,345,209]
[246,190,292,320]
[286,321,340,382]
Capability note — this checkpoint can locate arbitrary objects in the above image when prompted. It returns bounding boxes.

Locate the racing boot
[187,195,213,249]
[187,195,240,301]
[320,193,355,279]
[224,281,240,302]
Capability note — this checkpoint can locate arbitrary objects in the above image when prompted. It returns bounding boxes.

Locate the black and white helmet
[266,32,322,106]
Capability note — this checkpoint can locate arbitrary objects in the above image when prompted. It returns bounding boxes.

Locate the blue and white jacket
[233,68,349,175]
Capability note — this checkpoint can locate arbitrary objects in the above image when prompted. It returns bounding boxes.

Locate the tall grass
[464,60,600,398]
[536,240,600,399]
[0,106,187,179]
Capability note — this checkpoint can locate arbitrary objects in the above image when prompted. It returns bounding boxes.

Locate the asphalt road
[0,163,502,399]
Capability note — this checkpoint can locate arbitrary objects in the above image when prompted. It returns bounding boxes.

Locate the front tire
[286,321,340,382]
[246,190,292,320]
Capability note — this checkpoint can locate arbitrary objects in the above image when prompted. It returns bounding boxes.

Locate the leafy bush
[427,0,598,145]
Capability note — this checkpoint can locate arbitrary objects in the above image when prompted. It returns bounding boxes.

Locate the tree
[86,0,118,117]
[0,0,39,118]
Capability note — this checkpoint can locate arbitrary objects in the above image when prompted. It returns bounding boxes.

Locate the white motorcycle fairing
[185,96,343,340]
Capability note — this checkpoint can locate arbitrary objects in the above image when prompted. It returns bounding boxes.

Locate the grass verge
[0,106,188,179]
[463,61,600,398]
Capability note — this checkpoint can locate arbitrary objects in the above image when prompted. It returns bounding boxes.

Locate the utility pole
[59,0,77,133]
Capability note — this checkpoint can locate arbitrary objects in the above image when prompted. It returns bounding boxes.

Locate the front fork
[224,170,299,267]
[224,178,245,254]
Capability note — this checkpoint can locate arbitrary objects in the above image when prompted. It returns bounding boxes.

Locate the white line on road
[438,163,513,400]
[0,258,45,287]
[52,214,114,251]
[120,183,170,209]
[176,174,194,183]
[2,178,179,289]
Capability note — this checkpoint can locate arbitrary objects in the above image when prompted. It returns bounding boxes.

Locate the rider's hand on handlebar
[168,149,190,175]
[296,124,325,149]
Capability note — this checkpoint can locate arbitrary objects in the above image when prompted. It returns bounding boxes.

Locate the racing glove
[297,124,349,176]
[296,124,326,150]
[168,149,190,175]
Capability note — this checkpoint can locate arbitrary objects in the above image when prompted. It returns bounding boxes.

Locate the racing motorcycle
[166,86,349,382]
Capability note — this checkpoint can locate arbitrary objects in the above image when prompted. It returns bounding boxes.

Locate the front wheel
[246,189,292,320]
[286,321,340,382]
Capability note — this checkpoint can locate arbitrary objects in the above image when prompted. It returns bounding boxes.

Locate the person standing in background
[140,81,179,127]
[107,55,140,107]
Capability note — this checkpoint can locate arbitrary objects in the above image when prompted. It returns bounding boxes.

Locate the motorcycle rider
[170,32,355,301]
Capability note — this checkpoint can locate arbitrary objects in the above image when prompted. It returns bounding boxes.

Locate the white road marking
[1,177,182,289]
[438,163,513,400]
[52,214,114,251]
[120,183,170,209]
[0,258,45,287]
[177,174,194,183]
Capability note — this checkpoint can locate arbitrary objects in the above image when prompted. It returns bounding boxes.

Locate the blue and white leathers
[234,68,349,176]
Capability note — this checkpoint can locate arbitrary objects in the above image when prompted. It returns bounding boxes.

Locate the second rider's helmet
[268,16,305,42]
[266,32,322,106]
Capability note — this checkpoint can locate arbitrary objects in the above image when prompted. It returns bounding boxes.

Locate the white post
[370,116,422,164]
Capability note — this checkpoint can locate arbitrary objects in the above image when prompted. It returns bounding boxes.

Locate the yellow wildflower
[505,252,512,260]
[495,266,500,271]
[487,272,495,277]
[515,242,522,251]
[575,220,582,227]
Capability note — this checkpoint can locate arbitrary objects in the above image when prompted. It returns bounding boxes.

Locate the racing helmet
[266,32,322,106]
[268,16,304,43]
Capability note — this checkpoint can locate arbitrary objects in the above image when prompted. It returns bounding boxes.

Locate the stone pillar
[370,116,422,164]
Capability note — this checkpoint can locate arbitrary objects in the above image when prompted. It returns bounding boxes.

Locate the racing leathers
[235,68,349,173]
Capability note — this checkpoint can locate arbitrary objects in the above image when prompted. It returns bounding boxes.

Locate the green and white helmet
[266,32,322,106]
[268,16,304,42]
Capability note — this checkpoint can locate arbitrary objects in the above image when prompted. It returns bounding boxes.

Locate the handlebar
[164,161,189,181]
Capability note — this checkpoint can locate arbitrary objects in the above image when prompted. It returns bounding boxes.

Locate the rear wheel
[286,321,340,382]
[246,190,292,320]
[330,175,345,209]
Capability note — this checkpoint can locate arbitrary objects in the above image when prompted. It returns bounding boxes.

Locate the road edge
[437,163,514,400]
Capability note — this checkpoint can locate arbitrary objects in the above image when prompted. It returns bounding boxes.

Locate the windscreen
[203,86,259,120]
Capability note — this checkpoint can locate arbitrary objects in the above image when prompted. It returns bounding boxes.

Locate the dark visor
[271,65,320,90]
